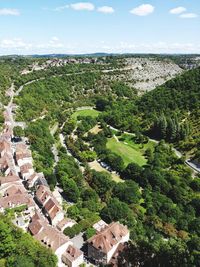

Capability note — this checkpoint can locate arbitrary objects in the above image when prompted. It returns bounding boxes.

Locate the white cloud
[1,38,200,55]
[97,6,114,14]
[70,2,95,11]
[54,5,69,12]
[93,41,200,54]
[130,4,154,16]
[0,8,20,16]
[37,37,64,49]
[170,7,186,15]
[0,38,31,50]
[180,13,198,18]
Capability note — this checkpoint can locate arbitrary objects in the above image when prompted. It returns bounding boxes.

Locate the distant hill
[139,66,200,113]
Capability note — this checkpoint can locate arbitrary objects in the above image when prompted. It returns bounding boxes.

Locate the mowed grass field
[106,135,155,167]
[72,109,100,120]
[88,160,123,183]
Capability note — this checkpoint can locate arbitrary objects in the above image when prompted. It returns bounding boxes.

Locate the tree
[13,126,24,137]
[122,162,142,181]
[190,179,200,191]
[101,198,134,226]
[62,177,80,202]
[80,150,97,162]
[0,215,57,267]
[85,228,96,240]
[189,218,200,235]
[62,119,76,135]
[103,151,124,172]
[96,98,110,111]
[90,171,114,201]
[0,220,16,258]
[113,180,141,204]
[67,205,80,220]
[14,256,34,267]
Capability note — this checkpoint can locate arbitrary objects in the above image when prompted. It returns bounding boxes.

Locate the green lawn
[72,109,100,120]
[106,135,155,167]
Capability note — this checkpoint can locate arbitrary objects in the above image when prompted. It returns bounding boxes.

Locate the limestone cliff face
[124,58,183,93]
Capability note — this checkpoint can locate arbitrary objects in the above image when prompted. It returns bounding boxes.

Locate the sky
[0,0,200,55]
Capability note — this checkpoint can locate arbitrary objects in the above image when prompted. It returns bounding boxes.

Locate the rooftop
[29,212,69,251]
[88,222,129,254]
[62,245,83,263]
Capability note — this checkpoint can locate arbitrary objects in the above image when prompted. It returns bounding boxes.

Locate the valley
[1,54,200,267]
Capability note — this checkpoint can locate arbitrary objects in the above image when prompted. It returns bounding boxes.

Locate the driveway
[71,232,84,249]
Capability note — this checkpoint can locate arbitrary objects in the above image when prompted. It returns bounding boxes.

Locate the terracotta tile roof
[88,222,129,254]
[0,157,7,168]
[48,204,60,220]
[15,143,27,152]
[0,194,34,209]
[1,129,12,140]
[0,175,20,185]
[31,211,43,222]
[29,213,69,251]
[29,219,43,235]
[0,140,12,154]
[27,172,38,182]
[16,151,32,161]
[62,245,83,263]
[44,198,55,212]
[4,185,25,196]
[36,185,59,207]
[20,163,33,174]
[0,154,16,175]
[36,185,51,204]
[56,218,76,231]
[15,143,32,159]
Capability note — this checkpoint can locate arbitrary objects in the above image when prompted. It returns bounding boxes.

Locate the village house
[26,172,40,188]
[61,245,84,267]
[35,185,52,206]
[0,179,28,199]
[35,185,66,226]
[0,139,12,158]
[15,143,32,167]
[0,174,21,187]
[25,171,47,189]
[28,212,77,266]
[88,222,130,265]
[1,126,12,141]
[44,197,64,226]
[56,217,76,232]
[20,163,34,180]
[0,154,16,176]
[2,184,26,197]
[93,220,108,232]
[0,191,35,213]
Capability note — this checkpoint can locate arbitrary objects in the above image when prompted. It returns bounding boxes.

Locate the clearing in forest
[107,135,155,167]
[72,109,100,120]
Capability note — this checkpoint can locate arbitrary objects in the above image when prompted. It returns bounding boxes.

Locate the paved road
[186,160,200,174]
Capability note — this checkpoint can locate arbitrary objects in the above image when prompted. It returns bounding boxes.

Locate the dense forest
[0,215,57,267]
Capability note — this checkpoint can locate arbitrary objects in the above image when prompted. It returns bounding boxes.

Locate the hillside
[137,67,200,156]
[125,57,183,92]
[17,56,183,93]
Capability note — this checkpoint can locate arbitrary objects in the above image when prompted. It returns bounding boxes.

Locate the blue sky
[0,0,200,54]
